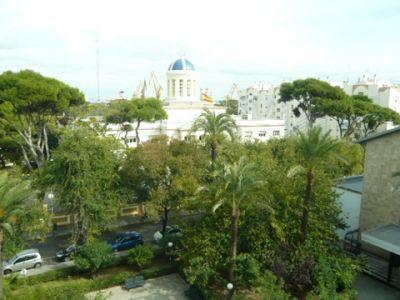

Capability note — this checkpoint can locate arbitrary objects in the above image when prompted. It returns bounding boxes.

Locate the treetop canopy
[0,69,85,116]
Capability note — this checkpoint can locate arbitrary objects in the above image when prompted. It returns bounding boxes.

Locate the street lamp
[167,242,173,263]
[227,283,234,300]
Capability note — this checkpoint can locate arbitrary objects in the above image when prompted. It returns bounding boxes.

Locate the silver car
[3,249,43,275]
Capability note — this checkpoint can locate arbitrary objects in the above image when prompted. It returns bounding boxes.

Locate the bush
[74,240,116,275]
[128,245,154,269]
[235,253,261,286]
[7,263,176,299]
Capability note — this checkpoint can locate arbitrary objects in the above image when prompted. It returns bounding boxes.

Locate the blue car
[108,231,144,251]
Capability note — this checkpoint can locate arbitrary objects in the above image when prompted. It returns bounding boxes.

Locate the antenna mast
[96,38,100,102]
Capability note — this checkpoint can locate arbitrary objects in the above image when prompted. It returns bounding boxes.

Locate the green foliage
[191,108,237,162]
[74,240,116,275]
[37,127,121,243]
[121,137,207,231]
[234,253,261,286]
[279,78,345,128]
[226,99,238,115]
[320,94,400,138]
[130,98,167,144]
[128,245,154,269]
[0,70,85,170]
[174,133,359,298]
[178,212,230,289]
[6,263,175,300]
[255,271,292,300]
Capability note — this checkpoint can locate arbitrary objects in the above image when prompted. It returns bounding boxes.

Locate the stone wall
[360,131,400,231]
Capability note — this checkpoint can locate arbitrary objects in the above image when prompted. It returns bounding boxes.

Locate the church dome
[168,58,195,71]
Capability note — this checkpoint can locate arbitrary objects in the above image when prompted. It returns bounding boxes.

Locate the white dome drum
[167,58,198,103]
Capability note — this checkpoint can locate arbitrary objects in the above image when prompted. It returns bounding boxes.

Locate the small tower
[166,58,198,103]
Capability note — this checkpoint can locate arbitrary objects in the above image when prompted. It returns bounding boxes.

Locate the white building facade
[238,83,339,138]
[238,77,400,138]
[106,58,285,146]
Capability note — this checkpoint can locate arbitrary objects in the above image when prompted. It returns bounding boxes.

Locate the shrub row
[7,264,176,300]
[7,245,165,288]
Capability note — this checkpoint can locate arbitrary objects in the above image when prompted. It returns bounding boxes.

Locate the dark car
[108,231,144,251]
[55,245,79,262]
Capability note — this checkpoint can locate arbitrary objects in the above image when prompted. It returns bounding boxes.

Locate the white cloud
[0,0,399,100]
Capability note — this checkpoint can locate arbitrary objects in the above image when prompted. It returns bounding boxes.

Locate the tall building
[237,83,339,137]
[237,77,400,138]
[341,77,400,131]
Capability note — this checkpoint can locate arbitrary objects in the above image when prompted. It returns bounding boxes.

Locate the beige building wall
[360,130,400,231]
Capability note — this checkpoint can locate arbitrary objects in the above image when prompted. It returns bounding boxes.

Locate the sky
[1,0,399,102]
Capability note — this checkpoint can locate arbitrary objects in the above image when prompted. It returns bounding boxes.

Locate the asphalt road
[28,221,162,262]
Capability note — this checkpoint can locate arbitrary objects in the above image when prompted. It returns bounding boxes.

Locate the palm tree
[290,127,341,244]
[190,109,237,163]
[212,157,262,298]
[0,172,31,298]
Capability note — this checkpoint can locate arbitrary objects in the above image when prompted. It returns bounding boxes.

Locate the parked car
[3,249,43,275]
[153,225,182,244]
[55,244,80,262]
[108,231,144,251]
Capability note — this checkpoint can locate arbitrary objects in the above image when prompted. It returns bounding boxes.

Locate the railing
[343,228,361,255]
[343,228,400,289]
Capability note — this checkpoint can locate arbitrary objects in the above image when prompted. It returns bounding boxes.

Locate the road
[11,221,162,277]
[28,221,162,262]
[11,213,199,277]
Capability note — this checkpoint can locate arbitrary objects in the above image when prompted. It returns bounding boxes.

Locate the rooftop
[357,126,400,144]
[336,175,363,194]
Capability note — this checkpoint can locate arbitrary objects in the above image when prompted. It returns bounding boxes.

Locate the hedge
[6,264,176,300]
[7,245,166,288]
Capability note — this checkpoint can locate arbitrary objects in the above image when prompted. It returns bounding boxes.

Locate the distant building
[106,58,285,146]
[341,77,400,131]
[237,83,339,138]
[237,77,400,138]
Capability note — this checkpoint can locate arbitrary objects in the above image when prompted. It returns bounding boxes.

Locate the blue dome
[168,58,195,71]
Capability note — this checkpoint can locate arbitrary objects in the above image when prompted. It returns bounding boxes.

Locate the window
[358,92,364,96]
[128,138,136,144]
[273,130,280,136]
[277,108,280,112]
[179,79,184,96]
[258,131,266,137]
[14,256,29,264]
[172,80,176,96]
[187,80,192,96]
[245,131,252,138]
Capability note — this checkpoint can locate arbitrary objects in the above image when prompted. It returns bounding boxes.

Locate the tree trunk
[211,140,218,163]
[0,229,4,299]
[162,207,170,234]
[228,209,240,299]
[123,129,129,147]
[135,120,141,147]
[0,156,6,169]
[300,170,315,244]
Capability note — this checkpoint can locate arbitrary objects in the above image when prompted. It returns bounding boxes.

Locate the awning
[361,224,400,255]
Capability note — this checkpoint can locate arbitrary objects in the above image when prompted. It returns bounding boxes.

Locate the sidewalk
[49,215,149,238]
[19,247,133,277]
[354,273,399,299]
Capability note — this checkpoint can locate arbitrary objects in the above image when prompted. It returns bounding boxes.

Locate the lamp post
[167,242,173,263]
[227,282,234,300]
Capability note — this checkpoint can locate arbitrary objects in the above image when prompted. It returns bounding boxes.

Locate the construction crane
[132,80,147,99]
[132,72,163,99]
[149,71,163,99]
[225,83,240,101]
